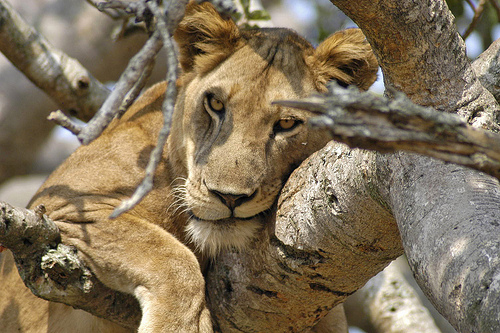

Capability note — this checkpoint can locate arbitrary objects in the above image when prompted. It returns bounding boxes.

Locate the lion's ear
[174,2,241,74]
[308,28,378,90]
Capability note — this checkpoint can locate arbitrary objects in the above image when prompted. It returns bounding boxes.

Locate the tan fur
[0,3,377,332]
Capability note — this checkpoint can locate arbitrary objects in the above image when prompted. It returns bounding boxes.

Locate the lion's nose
[210,190,256,211]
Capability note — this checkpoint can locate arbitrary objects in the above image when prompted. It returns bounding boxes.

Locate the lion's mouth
[185,211,266,257]
[188,211,260,223]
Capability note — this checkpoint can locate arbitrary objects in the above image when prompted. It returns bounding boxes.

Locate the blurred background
[0,1,497,332]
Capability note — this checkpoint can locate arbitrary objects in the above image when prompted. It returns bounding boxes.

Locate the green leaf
[247,9,271,21]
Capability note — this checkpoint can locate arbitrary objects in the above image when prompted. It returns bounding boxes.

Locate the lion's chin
[185,216,263,258]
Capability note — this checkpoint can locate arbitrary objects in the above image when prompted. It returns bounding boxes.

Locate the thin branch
[107,0,238,217]
[463,0,487,39]
[118,59,156,117]
[465,0,477,11]
[47,110,83,135]
[76,30,163,145]
[48,0,163,145]
[275,83,500,179]
[110,0,181,217]
[85,0,126,19]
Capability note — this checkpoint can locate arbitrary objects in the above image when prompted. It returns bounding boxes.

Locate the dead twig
[85,0,126,19]
[47,110,83,135]
[275,83,500,180]
[463,0,487,39]
[110,0,182,217]
[48,30,163,140]
[79,30,163,144]
[47,0,164,141]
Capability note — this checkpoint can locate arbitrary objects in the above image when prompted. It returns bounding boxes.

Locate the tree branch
[275,83,500,180]
[109,0,184,218]
[207,143,403,331]
[357,260,442,333]
[473,37,500,103]
[463,0,487,39]
[0,201,141,329]
[0,0,110,121]
[328,0,500,332]
[331,0,499,130]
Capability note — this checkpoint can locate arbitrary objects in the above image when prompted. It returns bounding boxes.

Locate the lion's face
[171,3,378,256]
[179,42,328,255]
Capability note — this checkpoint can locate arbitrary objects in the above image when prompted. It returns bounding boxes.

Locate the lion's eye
[278,119,296,130]
[204,94,225,113]
[273,118,302,133]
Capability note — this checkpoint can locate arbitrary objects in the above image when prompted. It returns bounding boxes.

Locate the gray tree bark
[355,259,442,333]
[206,143,403,332]
[329,0,500,332]
[473,38,500,103]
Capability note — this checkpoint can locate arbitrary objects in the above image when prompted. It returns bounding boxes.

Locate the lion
[0,2,377,332]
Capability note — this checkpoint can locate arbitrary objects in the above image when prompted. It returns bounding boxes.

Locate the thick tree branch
[331,0,499,131]
[0,201,141,329]
[328,0,500,332]
[357,260,442,333]
[473,37,500,103]
[0,202,59,255]
[0,0,110,121]
[276,83,500,180]
[207,143,403,331]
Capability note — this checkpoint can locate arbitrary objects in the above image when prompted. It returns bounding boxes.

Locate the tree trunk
[327,0,500,331]
[388,153,500,332]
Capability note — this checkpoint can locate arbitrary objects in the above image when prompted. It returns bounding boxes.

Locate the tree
[0,0,174,184]
[1,0,500,332]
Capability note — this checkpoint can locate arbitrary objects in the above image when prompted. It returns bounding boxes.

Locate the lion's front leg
[56,213,212,333]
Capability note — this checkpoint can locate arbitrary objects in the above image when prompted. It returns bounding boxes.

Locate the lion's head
[170,3,378,256]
